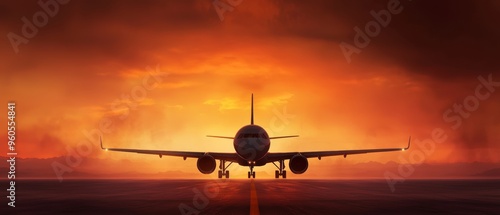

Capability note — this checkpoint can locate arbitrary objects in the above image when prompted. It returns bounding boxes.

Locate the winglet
[403,136,411,151]
[100,136,106,150]
[251,93,254,125]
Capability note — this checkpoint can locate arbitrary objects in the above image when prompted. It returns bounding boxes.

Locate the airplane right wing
[100,137,239,162]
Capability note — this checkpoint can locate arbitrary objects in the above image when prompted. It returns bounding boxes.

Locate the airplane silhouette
[101,94,410,178]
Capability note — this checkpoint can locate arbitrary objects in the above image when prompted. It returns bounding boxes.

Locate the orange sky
[1,0,499,178]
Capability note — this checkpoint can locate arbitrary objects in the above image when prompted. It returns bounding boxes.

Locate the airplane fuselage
[233,125,270,163]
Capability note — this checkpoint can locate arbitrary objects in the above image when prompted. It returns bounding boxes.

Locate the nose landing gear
[248,166,256,178]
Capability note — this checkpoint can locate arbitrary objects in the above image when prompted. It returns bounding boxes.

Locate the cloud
[0,0,498,167]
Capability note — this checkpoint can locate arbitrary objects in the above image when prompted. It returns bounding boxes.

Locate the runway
[4,179,500,214]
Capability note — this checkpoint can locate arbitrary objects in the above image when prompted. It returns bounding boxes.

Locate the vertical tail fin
[251,94,254,125]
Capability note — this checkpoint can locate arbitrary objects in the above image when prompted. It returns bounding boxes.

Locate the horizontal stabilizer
[206,135,234,139]
[269,135,299,139]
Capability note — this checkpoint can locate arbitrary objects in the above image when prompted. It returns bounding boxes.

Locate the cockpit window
[237,133,268,139]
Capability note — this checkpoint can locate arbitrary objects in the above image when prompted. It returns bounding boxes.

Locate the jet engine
[197,155,216,174]
[289,154,308,174]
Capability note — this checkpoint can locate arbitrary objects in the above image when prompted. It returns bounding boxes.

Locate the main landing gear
[273,160,287,178]
[248,166,256,178]
[218,160,233,179]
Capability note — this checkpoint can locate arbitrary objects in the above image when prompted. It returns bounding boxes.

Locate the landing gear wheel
[218,160,233,179]
[248,171,251,179]
[252,172,256,178]
[272,160,287,179]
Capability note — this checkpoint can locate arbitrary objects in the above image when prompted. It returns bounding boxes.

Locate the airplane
[100,94,410,179]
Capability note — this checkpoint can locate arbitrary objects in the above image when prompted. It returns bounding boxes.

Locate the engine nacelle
[197,155,216,174]
[289,154,308,174]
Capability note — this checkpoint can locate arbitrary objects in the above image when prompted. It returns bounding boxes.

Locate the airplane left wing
[266,137,411,162]
[100,137,239,162]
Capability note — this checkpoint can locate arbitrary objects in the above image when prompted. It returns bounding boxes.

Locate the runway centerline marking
[250,180,260,215]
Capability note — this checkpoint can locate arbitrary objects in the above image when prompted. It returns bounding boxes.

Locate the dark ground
[1,179,499,214]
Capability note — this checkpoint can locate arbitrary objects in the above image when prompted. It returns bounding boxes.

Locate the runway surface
[3,179,499,214]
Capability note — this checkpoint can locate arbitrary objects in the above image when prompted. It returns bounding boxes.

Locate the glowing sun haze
[1,0,499,178]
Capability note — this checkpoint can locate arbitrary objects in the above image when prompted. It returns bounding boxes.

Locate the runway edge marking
[250,180,260,215]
